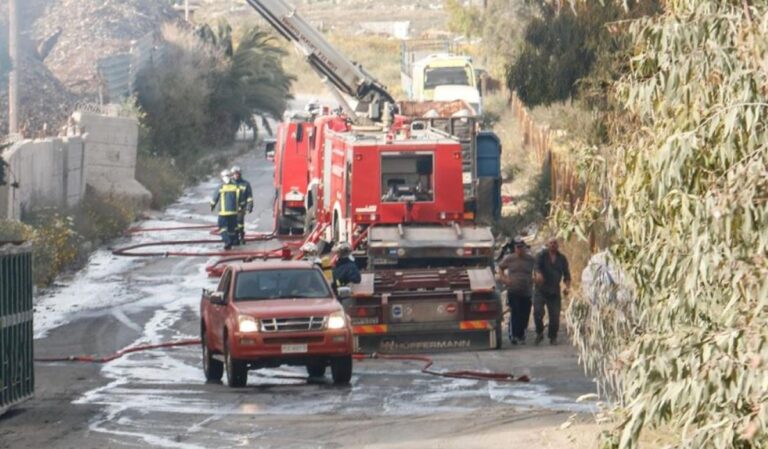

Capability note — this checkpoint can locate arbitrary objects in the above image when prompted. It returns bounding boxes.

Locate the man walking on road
[210,169,241,250]
[498,236,535,345]
[231,166,253,245]
[533,237,571,345]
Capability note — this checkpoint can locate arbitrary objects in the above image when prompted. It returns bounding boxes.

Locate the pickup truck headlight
[238,315,259,333]
[327,311,346,330]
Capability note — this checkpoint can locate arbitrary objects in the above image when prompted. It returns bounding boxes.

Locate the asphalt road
[0,147,597,449]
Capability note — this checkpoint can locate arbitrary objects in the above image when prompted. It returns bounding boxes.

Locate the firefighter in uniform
[231,166,253,245]
[210,169,241,250]
[332,242,361,292]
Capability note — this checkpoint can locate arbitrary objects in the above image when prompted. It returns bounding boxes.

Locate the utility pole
[8,0,19,135]
[185,0,190,22]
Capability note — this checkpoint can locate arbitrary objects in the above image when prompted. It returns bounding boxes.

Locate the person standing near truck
[533,237,571,345]
[231,166,253,245]
[210,169,241,250]
[498,236,535,345]
[332,242,361,292]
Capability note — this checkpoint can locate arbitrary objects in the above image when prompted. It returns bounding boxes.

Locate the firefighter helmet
[231,165,242,174]
[301,242,318,256]
[335,242,352,257]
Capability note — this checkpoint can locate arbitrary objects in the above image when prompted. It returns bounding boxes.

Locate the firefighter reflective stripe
[353,324,388,334]
[214,184,240,216]
[459,320,492,330]
[235,179,253,207]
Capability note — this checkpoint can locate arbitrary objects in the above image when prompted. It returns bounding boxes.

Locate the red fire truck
[248,0,503,352]
[273,114,315,236]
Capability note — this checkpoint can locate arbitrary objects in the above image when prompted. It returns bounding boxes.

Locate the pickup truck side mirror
[337,286,352,299]
[210,291,226,305]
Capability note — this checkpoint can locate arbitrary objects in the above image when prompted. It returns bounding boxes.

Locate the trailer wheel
[225,336,248,388]
[493,319,503,350]
[331,355,352,384]
[202,327,223,382]
[306,361,327,378]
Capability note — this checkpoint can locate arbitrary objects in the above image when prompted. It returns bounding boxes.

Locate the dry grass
[281,33,404,97]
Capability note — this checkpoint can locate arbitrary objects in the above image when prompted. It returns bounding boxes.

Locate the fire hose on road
[99,225,531,383]
[34,340,530,383]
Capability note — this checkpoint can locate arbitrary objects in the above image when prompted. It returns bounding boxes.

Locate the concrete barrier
[0,136,85,220]
[73,111,151,210]
[0,109,151,220]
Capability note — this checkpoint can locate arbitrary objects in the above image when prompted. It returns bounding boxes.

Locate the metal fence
[509,92,587,212]
[0,243,34,416]
[96,32,163,103]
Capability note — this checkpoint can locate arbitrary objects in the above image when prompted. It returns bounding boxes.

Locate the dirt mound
[0,53,79,137]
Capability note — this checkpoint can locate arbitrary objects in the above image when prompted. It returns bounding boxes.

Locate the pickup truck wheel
[330,355,352,384]
[225,338,248,388]
[306,361,327,378]
[202,329,223,381]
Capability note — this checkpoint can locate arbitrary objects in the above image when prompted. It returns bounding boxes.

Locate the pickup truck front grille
[261,317,325,333]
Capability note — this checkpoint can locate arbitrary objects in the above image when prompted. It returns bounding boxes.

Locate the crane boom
[244,0,395,122]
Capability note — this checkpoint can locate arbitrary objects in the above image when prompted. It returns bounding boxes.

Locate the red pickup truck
[200,261,354,387]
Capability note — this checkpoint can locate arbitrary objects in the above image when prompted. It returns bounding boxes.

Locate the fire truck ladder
[245,0,395,123]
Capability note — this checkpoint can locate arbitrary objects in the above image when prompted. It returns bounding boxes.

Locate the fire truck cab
[273,114,315,236]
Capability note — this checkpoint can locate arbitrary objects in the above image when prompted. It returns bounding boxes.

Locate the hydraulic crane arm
[245,0,395,122]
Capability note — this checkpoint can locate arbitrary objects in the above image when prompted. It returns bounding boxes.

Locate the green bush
[136,154,185,210]
[74,190,137,242]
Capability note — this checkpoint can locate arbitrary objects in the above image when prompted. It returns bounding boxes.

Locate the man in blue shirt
[332,242,361,293]
[210,169,241,250]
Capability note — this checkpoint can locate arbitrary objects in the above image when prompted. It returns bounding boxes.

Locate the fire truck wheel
[202,327,223,381]
[224,337,248,388]
[331,355,353,384]
[306,360,327,378]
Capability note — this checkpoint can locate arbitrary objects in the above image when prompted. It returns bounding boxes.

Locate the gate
[0,243,34,415]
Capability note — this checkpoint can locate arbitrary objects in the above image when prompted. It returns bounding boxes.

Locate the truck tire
[493,319,503,350]
[202,327,223,382]
[331,355,352,384]
[306,361,327,378]
[224,338,248,388]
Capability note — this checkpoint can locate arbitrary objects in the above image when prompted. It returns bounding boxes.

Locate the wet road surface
[1,148,596,449]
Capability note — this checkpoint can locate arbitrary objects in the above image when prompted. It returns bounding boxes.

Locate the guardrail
[0,243,34,416]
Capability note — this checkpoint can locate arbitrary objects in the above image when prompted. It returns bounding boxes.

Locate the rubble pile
[0,0,178,137]
[0,53,79,137]
[32,0,178,95]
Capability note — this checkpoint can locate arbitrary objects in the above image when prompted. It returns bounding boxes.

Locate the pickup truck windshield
[234,269,331,301]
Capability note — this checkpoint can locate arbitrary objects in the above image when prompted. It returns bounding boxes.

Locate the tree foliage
[506,1,659,107]
[557,1,768,448]
[445,0,483,39]
[135,22,293,162]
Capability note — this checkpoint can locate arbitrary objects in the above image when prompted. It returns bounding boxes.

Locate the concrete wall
[73,111,151,208]
[0,136,85,220]
[0,110,151,220]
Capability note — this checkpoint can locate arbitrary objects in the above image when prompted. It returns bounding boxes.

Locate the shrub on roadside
[136,154,185,210]
[74,189,137,242]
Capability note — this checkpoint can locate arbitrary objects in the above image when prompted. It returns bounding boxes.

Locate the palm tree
[199,23,295,143]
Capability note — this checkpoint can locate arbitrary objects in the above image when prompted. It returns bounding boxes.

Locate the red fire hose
[34,339,528,383]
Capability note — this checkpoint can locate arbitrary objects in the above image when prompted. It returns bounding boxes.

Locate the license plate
[281,344,308,354]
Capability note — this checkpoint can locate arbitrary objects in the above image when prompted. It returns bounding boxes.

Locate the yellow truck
[400,41,482,114]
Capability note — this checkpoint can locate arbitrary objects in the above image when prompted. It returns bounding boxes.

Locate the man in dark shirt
[332,242,361,292]
[498,236,535,345]
[533,237,571,345]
